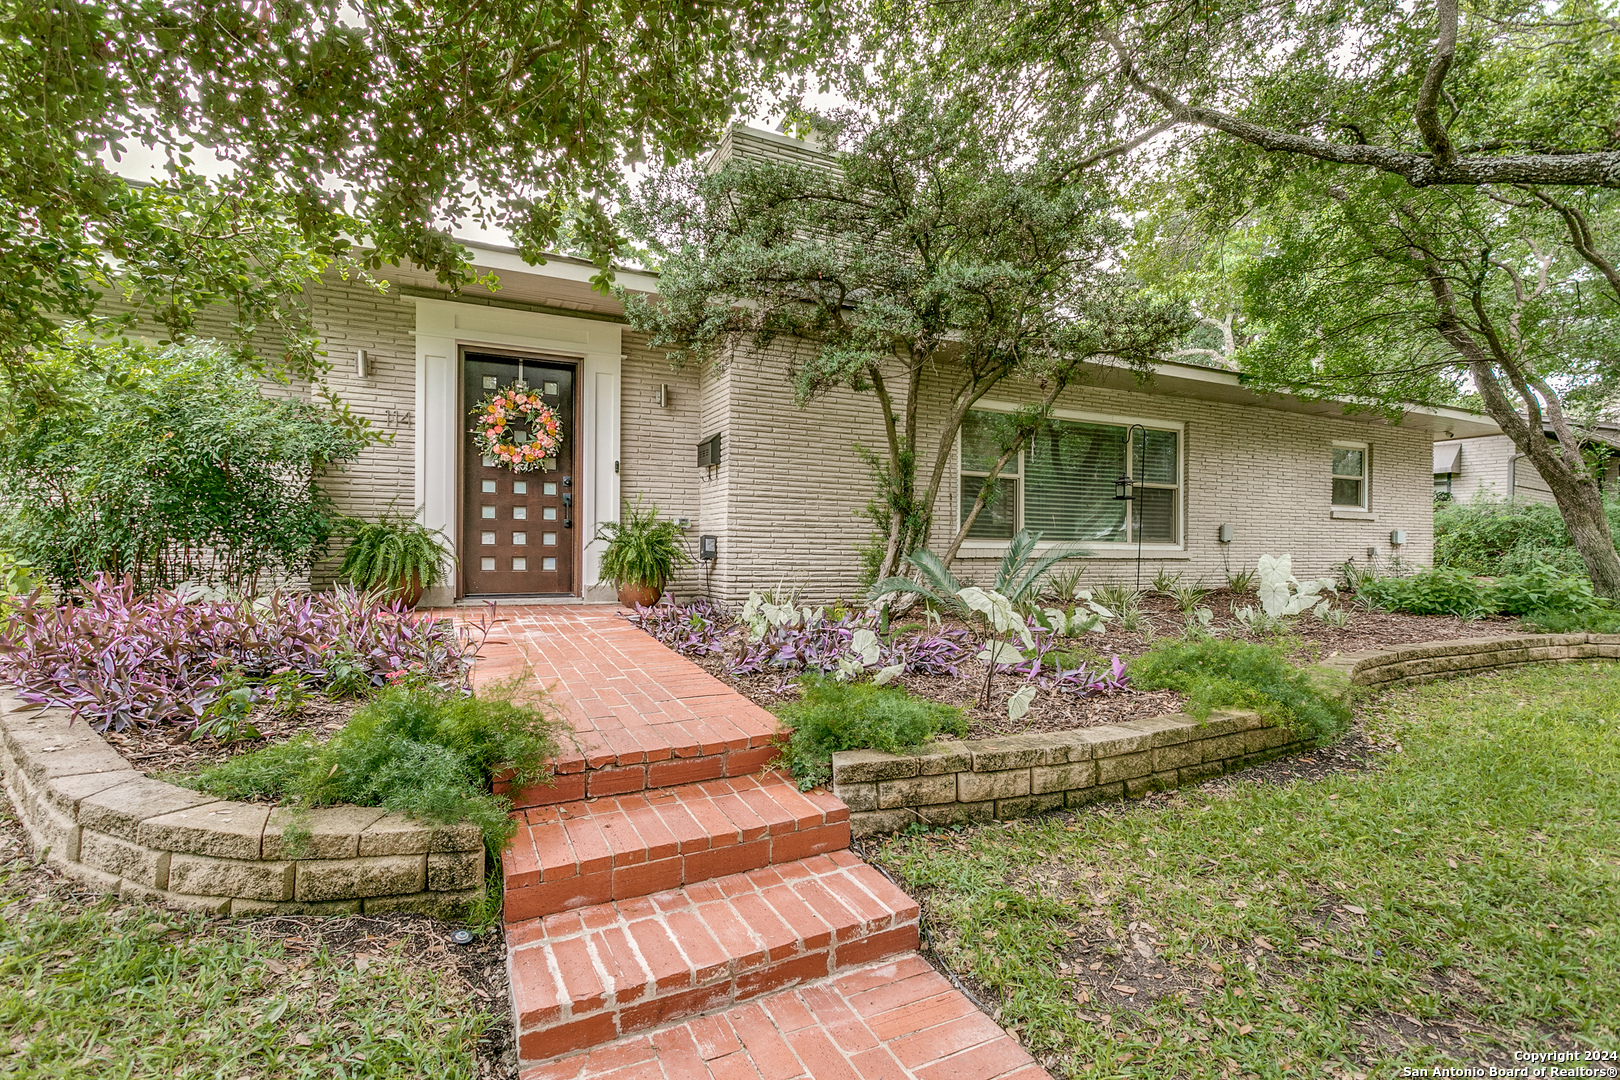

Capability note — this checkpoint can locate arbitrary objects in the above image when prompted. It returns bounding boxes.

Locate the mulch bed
[100,697,358,777]
[678,590,1527,741]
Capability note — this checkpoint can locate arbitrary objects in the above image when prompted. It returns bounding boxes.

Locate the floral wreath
[471,382,562,472]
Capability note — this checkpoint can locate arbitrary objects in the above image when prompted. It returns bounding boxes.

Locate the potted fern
[595,498,692,608]
[336,509,451,607]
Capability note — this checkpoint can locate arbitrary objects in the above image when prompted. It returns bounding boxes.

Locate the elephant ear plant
[337,509,451,606]
[868,529,1088,718]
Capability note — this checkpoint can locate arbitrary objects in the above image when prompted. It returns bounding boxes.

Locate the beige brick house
[296,126,1500,606]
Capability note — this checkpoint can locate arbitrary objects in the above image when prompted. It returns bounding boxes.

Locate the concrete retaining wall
[1323,632,1620,687]
[0,696,485,917]
[833,710,1309,839]
[836,633,1620,837]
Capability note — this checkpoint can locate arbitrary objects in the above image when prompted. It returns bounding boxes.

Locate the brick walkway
[473,605,1050,1080]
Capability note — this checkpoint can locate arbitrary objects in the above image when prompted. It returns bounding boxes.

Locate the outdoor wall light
[698,534,718,561]
[356,348,370,378]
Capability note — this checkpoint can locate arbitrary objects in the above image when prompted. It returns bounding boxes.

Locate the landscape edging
[834,632,1620,838]
[0,695,485,917]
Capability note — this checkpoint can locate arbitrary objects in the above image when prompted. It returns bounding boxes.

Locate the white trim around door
[413,298,622,602]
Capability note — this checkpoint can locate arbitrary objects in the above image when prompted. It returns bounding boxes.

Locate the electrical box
[1390,529,1407,546]
[1217,524,1234,544]
[696,433,722,468]
[698,534,718,561]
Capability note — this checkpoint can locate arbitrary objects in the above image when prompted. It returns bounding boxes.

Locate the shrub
[0,575,482,731]
[1434,496,1620,578]
[776,676,967,789]
[184,679,560,854]
[0,341,368,593]
[1355,568,1496,618]
[1131,639,1351,746]
[1493,563,1604,616]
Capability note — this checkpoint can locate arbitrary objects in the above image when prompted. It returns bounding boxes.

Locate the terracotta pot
[616,582,662,609]
[395,571,425,608]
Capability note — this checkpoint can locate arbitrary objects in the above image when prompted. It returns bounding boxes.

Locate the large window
[959,410,1181,545]
[1332,442,1368,509]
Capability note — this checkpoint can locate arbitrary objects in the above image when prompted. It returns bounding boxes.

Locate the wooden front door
[462,352,577,597]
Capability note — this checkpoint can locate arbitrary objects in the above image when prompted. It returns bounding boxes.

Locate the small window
[1333,444,1368,508]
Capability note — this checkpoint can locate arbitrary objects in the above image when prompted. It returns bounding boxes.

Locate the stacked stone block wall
[0,697,484,917]
[836,634,1620,836]
[833,711,1308,838]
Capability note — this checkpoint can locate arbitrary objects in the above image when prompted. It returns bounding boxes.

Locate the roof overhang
[1080,358,1501,441]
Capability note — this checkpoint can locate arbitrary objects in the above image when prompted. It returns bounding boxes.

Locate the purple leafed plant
[0,575,486,732]
[625,601,968,682]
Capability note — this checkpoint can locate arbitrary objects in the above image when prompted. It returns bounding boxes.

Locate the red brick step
[507,853,920,1065]
[519,953,1048,1080]
[503,772,850,924]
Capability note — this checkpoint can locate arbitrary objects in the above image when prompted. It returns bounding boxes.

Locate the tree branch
[1414,0,1459,165]
[1101,31,1620,188]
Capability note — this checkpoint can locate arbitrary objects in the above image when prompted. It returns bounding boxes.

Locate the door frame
[412,298,622,604]
[456,347,583,600]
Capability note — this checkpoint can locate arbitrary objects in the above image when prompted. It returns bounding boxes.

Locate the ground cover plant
[864,663,1620,1078]
[0,805,512,1080]
[0,575,483,732]
[182,677,559,858]
[1355,563,1617,626]
[774,676,967,788]
[1131,639,1351,746]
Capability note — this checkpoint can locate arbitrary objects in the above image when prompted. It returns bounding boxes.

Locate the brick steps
[478,611,784,810]
[519,954,1046,1080]
[503,772,850,924]
[508,854,920,1063]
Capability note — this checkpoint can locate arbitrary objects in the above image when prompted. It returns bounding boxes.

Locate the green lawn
[867,662,1620,1079]
[0,808,503,1079]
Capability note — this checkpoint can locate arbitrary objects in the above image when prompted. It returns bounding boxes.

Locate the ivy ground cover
[864,663,1620,1078]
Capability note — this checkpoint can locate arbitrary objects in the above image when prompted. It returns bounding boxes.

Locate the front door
[462,352,577,596]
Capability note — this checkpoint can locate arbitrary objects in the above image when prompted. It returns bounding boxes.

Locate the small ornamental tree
[0,341,367,593]
[620,86,1190,581]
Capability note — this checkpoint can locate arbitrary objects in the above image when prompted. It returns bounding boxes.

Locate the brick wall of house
[693,353,1437,604]
[304,276,422,585]
[618,330,705,595]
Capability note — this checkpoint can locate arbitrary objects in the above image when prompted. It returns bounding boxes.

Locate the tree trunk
[1426,273,1620,598]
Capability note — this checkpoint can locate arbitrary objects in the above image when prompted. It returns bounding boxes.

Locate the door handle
[562,493,573,507]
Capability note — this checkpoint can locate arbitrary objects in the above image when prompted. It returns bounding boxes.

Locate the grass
[866,662,1620,1078]
[0,806,502,1078]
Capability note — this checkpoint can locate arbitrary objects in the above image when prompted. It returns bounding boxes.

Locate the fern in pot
[595,498,692,608]
[337,508,451,607]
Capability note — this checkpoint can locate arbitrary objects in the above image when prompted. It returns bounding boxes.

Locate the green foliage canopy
[0,0,837,376]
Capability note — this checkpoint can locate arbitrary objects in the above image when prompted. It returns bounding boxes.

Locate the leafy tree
[619,86,1190,581]
[888,0,1620,594]
[0,0,835,378]
[0,341,367,592]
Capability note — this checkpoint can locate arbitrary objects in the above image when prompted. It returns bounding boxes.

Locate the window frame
[1331,440,1370,511]
[956,402,1186,552]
